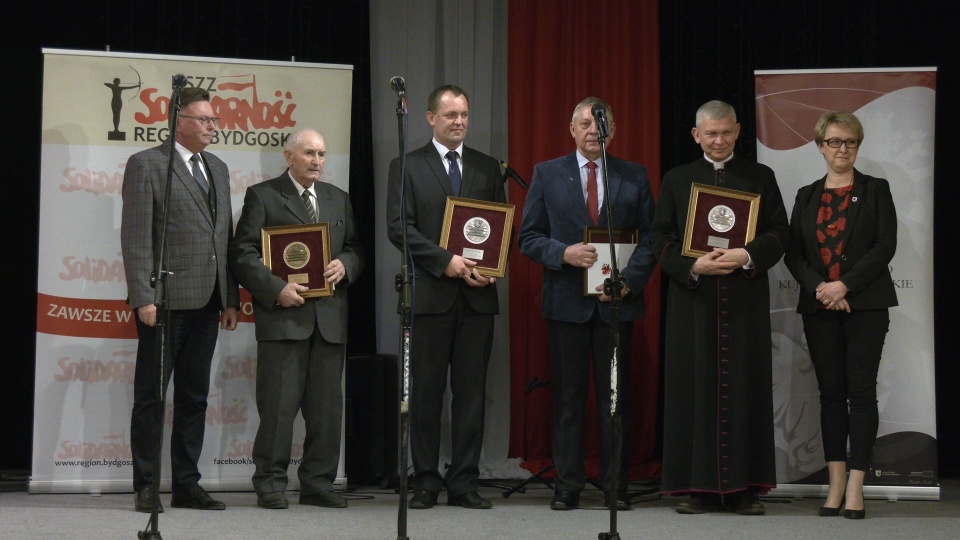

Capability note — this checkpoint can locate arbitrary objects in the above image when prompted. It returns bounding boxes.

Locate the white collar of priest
[705,153,734,170]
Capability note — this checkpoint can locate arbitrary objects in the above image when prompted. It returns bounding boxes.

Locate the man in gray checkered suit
[121,86,239,513]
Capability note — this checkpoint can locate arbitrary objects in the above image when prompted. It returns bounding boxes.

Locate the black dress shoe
[447,491,493,509]
[134,487,163,513]
[550,490,580,511]
[257,491,289,509]
[605,491,631,511]
[170,485,226,510]
[408,490,438,510]
[299,490,348,508]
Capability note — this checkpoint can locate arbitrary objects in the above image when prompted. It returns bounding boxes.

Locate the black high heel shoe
[818,496,844,517]
[844,491,865,519]
[843,507,865,519]
[818,505,841,516]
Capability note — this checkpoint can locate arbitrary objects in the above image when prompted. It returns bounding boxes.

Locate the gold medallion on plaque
[283,241,311,270]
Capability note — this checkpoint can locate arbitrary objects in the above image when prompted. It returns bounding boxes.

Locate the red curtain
[506,0,662,481]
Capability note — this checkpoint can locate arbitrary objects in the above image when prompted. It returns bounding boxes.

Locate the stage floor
[1,477,958,539]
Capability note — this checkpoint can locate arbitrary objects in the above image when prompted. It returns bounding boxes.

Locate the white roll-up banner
[756,68,938,500]
[33,49,353,493]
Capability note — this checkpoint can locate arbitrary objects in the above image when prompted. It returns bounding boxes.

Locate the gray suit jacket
[228,173,364,344]
[518,152,656,324]
[120,144,238,311]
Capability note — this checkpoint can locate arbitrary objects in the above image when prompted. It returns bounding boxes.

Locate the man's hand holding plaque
[444,254,496,287]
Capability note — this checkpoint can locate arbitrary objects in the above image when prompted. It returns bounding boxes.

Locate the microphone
[172,73,188,90]
[390,76,406,96]
[591,102,609,138]
[499,160,528,189]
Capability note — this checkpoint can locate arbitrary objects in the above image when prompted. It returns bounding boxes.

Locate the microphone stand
[138,75,186,540]
[391,87,412,540]
[593,106,622,540]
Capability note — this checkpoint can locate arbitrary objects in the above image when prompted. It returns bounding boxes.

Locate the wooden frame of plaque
[438,196,515,278]
[682,183,760,258]
[583,227,639,296]
[261,222,333,298]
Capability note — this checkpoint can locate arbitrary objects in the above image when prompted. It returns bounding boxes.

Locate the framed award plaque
[261,222,333,298]
[682,183,760,258]
[583,227,638,296]
[438,196,515,278]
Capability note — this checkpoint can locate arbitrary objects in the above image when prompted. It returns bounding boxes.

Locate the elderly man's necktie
[301,190,317,223]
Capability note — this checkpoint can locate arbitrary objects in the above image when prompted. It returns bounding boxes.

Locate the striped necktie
[301,189,317,223]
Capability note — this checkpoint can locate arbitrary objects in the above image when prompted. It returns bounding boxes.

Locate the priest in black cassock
[651,100,789,516]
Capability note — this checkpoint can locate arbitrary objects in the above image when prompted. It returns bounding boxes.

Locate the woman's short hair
[814,111,864,146]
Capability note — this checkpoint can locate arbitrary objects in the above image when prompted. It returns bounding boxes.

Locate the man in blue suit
[518,96,656,511]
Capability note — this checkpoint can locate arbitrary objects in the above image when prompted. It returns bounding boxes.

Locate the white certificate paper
[585,242,636,296]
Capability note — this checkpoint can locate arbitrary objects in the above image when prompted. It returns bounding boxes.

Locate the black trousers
[130,296,220,492]
[409,293,494,497]
[548,310,633,493]
[802,308,889,472]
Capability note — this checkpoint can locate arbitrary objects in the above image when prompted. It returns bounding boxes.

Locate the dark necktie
[586,161,599,226]
[447,150,461,196]
[190,154,208,192]
[301,189,317,223]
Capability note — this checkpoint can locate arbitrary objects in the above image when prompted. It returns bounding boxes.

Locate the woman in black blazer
[785,111,898,520]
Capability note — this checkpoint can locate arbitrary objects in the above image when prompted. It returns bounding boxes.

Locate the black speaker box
[345,354,399,488]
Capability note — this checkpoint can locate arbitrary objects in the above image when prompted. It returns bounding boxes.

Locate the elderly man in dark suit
[228,128,364,510]
[518,96,656,512]
[121,86,239,513]
[386,84,505,510]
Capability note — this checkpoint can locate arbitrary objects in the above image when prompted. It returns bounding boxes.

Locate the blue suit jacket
[518,152,656,324]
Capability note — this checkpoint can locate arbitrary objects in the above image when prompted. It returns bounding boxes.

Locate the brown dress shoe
[724,491,765,515]
[675,494,721,514]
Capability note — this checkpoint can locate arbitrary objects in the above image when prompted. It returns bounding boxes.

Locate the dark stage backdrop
[5,0,958,479]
